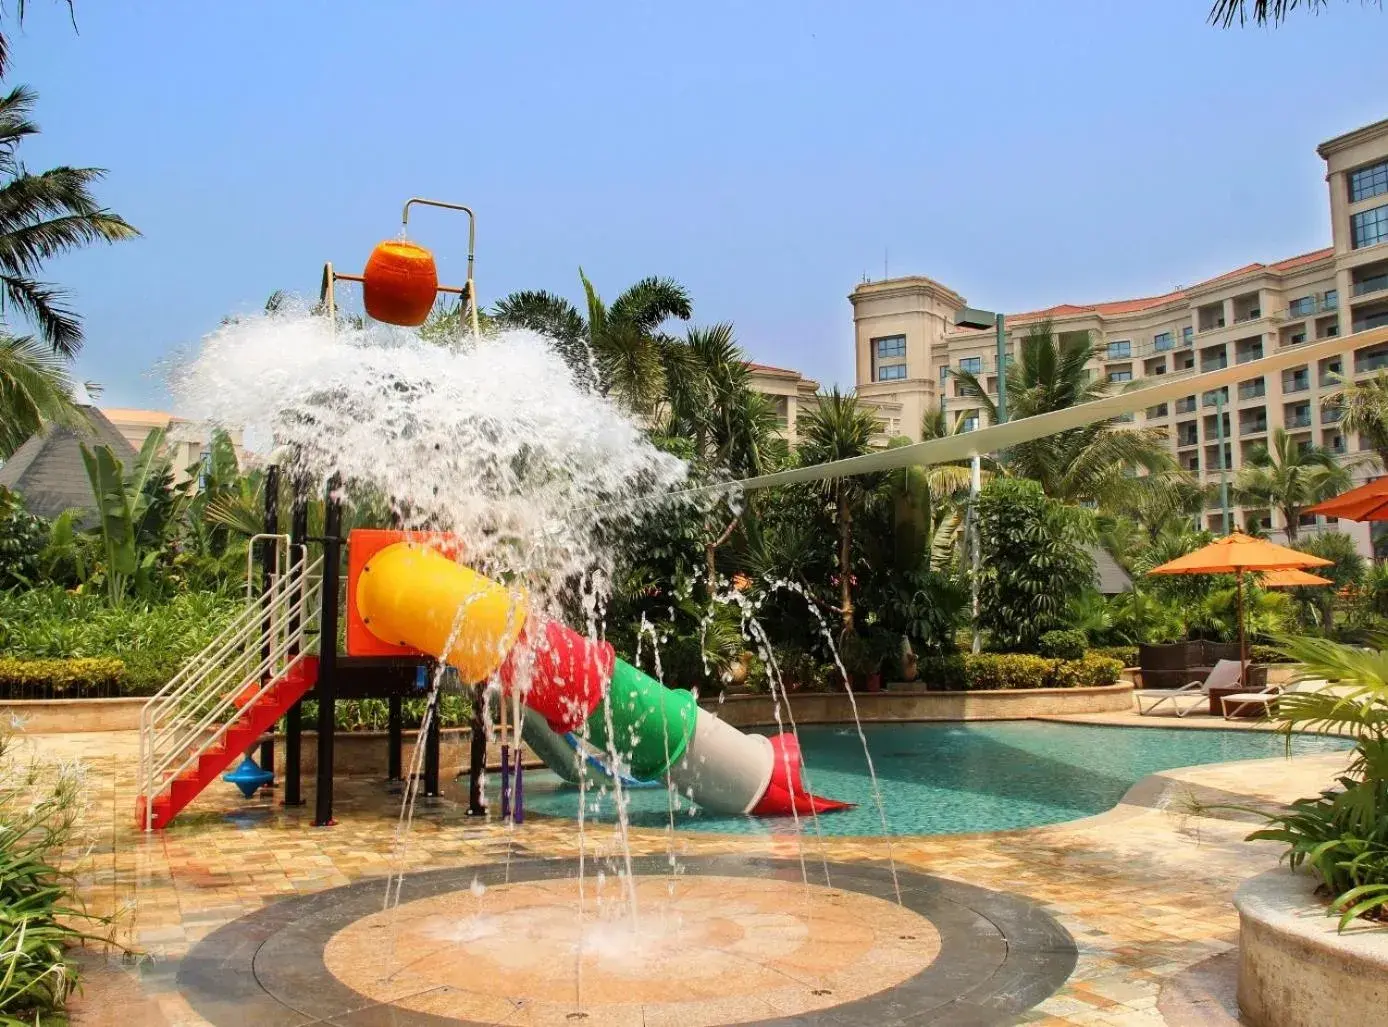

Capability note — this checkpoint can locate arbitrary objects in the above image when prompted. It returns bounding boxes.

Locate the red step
[138,655,319,830]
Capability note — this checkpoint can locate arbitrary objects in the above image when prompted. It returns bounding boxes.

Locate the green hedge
[1092,645,1139,667]
[0,657,127,696]
[916,652,1123,692]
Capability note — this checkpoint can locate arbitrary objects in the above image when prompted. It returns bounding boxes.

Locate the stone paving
[16,711,1352,1026]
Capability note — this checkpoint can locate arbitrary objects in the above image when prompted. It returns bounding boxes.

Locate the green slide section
[582,659,697,780]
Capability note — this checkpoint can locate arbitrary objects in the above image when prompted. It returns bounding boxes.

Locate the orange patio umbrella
[1260,568,1334,587]
[1148,532,1332,684]
[1306,477,1388,522]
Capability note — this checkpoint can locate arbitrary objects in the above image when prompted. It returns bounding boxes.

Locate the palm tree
[659,322,782,596]
[797,389,883,634]
[1233,427,1353,542]
[952,320,1174,505]
[492,271,691,415]
[0,84,138,356]
[1209,0,1369,27]
[0,332,85,458]
[1328,371,1388,471]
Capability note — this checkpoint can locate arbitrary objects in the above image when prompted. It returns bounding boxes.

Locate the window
[939,365,949,386]
[1291,331,1307,346]
[1352,205,1388,249]
[1325,289,1339,309]
[1107,340,1131,359]
[959,357,982,374]
[876,363,906,381]
[1289,296,1313,317]
[1150,360,1167,375]
[961,415,979,432]
[1108,370,1133,383]
[874,335,906,358]
[1147,403,1169,418]
[1350,159,1388,203]
[1153,332,1173,352]
[1182,325,1194,346]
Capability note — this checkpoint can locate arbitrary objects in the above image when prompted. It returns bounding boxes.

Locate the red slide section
[497,620,613,733]
[750,732,854,816]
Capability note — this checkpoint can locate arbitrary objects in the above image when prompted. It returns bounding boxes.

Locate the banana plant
[79,429,178,604]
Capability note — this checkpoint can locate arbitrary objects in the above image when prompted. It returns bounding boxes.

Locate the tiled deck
[21,712,1349,1026]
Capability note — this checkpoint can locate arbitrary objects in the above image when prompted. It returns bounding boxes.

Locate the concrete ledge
[701,683,1133,728]
[2,697,146,732]
[1235,868,1388,1026]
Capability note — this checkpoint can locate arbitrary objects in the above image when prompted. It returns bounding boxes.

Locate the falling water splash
[633,614,684,902]
[170,304,692,988]
[768,580,902,905]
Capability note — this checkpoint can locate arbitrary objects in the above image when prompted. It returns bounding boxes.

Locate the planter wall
[1,697,145,733]
[1234,868,1388,1027]
[702,683,1133,729]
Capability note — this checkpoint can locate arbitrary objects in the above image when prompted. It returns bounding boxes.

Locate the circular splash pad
[177,856,1076,1026]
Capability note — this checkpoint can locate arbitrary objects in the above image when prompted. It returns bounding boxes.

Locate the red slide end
[498,619,613,733]
[750,732,854,816]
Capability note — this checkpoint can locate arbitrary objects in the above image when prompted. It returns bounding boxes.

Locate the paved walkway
[15,717,1348,1026]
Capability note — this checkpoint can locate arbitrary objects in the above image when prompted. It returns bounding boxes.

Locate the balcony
[1353,273,1388,298]
[1287,413,1312,430]
[1175,397,1197,414]
[1322,406,1343,424]
[1240,421,1269,436]
[1233,308,1263,324]
[1283,376,1310,394]
[1238,381,1266,400]
[1236,345,1264,364]
[1280,295,1338,320]
[1201,356,1229,372]
[1203,389,1229,407]
[1177,432,1199,448]
[1355,347,1388,374]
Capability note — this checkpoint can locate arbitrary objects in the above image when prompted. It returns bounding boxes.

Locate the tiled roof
[0,407,140,522]
[1006,247,1335,322]
[746,362,803,376]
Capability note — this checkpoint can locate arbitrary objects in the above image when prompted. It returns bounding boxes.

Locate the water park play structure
[135,200,847,831]
[137,195,1388,832]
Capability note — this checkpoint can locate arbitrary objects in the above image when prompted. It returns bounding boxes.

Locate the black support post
[313,475,343,827]
[283,476,310,808]
[423,671,441,798]
[258,465,280,781]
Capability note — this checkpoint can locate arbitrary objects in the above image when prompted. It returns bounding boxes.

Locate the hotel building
[847,115,1388,546]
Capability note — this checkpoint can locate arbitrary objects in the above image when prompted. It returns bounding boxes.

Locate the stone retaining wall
[0,697,146,732]
[702,683,1133,728]
[1235,868,1388,1026]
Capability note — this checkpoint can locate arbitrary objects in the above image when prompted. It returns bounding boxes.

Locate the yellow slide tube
[355,542,529,683]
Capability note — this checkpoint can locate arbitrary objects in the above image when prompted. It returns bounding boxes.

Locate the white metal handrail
[138,555,324,830]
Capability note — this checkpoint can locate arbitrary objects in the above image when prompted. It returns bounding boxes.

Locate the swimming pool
[520,721,1352,837]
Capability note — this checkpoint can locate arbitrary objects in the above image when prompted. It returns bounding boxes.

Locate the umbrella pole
[1237,568,1246,688]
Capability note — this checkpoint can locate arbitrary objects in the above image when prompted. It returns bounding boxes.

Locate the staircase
[137,551,324,831]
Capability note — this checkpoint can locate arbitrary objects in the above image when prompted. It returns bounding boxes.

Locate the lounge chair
[1134,658,1243,717]
[1219,677,1329,720]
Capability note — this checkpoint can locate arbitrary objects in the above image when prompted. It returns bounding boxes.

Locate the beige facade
[845,115,1388,548]
[102,409,247,484]
[746,363,820,443]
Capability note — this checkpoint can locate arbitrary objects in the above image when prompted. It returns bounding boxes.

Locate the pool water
[520,721,1352,837]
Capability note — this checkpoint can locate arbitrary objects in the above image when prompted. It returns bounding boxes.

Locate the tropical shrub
[0,588,241,692]
[0,657,126,696]
[297,694,473,732]
[0,486,45,589]
[1038,629,1087,661]
[0,731,120,1022]
[976,478,1096,651]
[1246,635,1388,929]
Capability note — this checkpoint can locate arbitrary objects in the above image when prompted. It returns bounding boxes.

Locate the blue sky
[15,1,1388,408]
